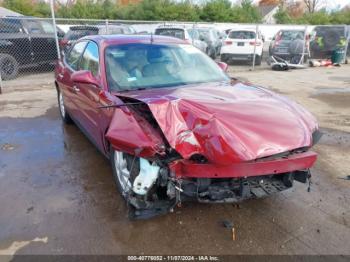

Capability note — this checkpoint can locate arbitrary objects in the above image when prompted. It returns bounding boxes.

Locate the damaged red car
[55,35,321,219]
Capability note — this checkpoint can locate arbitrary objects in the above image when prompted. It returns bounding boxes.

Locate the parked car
[197,27,222,59]
[269,29,308,62]
[221,29,264,65]
[187,28,208,53]
[154,26,207,53]
[310,25,349,60]
[55,35,320,219]
[60,24,136,53]
[0,17,64,80]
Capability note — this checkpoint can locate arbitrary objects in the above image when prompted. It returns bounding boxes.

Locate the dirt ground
[0,65,349,256]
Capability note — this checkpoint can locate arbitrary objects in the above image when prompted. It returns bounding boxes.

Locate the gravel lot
[0,65,349,256]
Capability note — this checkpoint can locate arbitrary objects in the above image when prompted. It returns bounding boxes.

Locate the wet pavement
[0,67,350,255]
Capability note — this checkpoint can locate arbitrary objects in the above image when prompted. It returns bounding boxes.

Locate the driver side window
[79,41,99,76]
[66,41,87,70]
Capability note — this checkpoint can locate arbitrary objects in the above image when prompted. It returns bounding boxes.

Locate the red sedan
[55,35,321,219]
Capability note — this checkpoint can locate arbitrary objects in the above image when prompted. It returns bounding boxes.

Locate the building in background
[258,1,280,24]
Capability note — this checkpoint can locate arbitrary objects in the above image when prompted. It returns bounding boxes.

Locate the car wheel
[110,150,140,199]
[254,55,262,66]
[210,49,216,59]
[0,54,19,80]
[57,89,73,124]
[220,54,227,63]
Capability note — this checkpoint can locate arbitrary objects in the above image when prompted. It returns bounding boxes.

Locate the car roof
[156,26,186,31]
[69,24,129,31]
[229,29,256,32]
[279,29,304,32]
[81,34,187,46]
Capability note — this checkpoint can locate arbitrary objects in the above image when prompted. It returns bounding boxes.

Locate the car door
[24,19,57,63]
[0,18,32,66]
[75,41,105,151]
[38,20,58,61]
[57,41,88,121]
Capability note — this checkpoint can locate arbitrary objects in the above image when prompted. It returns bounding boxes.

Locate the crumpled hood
[115,82,318,165]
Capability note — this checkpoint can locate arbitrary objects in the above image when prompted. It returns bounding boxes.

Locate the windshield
[105,43,229,91]
[229,31,255,39]
[280,31,304,41]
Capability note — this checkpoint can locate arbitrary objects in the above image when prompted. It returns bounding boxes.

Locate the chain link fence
[0,15,349,93]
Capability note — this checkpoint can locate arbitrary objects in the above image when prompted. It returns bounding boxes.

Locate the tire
[57,89,73,124]
[210,48,216,59]
[110,150,140,199]
[220,54,227,63]
[254,55,262,66]
[0,54,19,80]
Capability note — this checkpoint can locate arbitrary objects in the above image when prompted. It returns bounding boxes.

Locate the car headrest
[147,48,166,63]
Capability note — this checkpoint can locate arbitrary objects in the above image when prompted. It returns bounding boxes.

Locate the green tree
[330,10,350,25]
[200,0,233,22]
[231,0,262,23]
[3,0,36,16]
[302,10,331,25]
[274,6,292,24]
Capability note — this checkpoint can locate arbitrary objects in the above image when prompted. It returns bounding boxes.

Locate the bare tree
[303,0,322,13]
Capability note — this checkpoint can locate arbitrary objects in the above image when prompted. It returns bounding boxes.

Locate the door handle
[58,73,64,79]
[73,85,80,93]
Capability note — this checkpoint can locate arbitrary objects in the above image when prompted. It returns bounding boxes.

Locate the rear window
[229,31,255,39]
[280,31,304,40]
[155,28,185,40]
[64,28,98,40]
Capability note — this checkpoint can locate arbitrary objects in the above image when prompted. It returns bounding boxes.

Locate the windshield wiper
[98,102,143,109]
[117,87,147,93]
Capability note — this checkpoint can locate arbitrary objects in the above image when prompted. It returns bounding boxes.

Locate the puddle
[0,237,48,256]
[319,127,350,148]
[328,76,350,83]
[310,87,350,108]
[313,87,350,95]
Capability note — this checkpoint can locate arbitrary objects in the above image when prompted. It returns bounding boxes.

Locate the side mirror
[217,61,228,72]
[71,70,99,87]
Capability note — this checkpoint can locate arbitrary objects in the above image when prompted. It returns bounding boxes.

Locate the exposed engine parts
[126,158,311,219]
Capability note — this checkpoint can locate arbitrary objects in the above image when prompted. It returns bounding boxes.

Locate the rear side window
[64,29,98,41]
[109,27,123,34]
[188,29,199,40]
[39,21,55,34]
[26,20,43,34]
[66,41,87,70]
[0,19,22,33]
[99,27,123,35]
[229,31,256,39]
[80,41,99,76]
[198,30,214,41]
[155,28,185,40]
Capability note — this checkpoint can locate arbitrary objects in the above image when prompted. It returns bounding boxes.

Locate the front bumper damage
[127,151,316,219]
[106,87,321,219]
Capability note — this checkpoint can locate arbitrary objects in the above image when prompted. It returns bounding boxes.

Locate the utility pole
[50,0,61,60]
